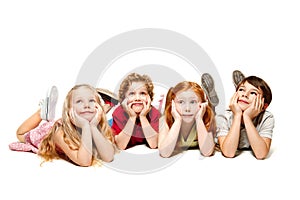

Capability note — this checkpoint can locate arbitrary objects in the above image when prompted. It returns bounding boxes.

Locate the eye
[128,92,134,96]
[190,100,197,104]
[140,91,147,96]
[178,100,184,104]
[89,99,96,103]
[250,91,257,96]
[238,88,245,92]
[76,100,82,104]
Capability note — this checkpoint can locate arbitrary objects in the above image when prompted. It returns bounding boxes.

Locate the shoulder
[52,126,64,143]
[150,106,160,114]
[112,105,125,116]
[261,110,275,123]
[263,110,274,118]
[150,106,161,118]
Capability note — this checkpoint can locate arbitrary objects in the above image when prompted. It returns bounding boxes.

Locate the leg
[16,85,58,142]
[16,109,42,142]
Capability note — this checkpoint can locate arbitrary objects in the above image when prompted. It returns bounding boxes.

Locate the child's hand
[171,100,181,121]
[195,102,208,121]
[121,98,137,117]
[69,108,89,128]
[244,94,264,119]
[229,92,242,115]
[140,95,151,117]
[90,103,102,126]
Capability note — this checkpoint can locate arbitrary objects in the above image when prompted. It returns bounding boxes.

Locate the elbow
[115,138,127,150]
[116,143,127,150]
[222,151,236,158]
[102,150,115,163]
[159,151,171,158]
[148,142,158,149]
[201,149,214,157]
[102,155,114,163]
[254,153,268,160]
[77,160,93,167]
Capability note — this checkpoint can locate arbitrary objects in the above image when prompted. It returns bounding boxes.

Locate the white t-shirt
[216,110,275,149]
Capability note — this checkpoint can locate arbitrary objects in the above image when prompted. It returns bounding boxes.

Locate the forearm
[140,116,158,149]
[220,115,242,158]
[115,117,136,150]
[91,126,115,162]
[158,120,181,157]
[196,120,215,157]
[77,124,93,165]
[244,117,270,159]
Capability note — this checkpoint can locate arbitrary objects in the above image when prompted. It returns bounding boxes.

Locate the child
[9,84,116,166]
[111,73,161,150]
[158,81,216,158]
[217,74,274,159]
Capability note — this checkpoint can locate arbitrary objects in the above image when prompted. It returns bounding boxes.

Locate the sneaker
[232,70,245,88]
[201,73,219,107]
[96,88,119,113]
[40,86,58,121]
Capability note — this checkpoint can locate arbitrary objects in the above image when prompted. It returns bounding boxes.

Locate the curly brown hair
[118,73,154,102]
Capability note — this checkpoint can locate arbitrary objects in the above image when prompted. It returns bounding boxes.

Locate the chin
[182,117,194,123]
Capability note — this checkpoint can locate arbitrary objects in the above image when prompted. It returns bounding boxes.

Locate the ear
[263,103,269,110]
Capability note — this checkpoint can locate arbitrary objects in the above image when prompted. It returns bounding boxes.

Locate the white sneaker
[40,86,58,121]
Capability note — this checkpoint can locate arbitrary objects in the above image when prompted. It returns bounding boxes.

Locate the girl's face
[237,81,263,111]
[125,82,149,114]
[174,89,201,123]
[72,87,99,122]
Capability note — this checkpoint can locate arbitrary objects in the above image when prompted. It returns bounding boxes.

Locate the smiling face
[71,87,100,122]
[174,89,201,123]
[125,82,149,114]
[236,81,263,111]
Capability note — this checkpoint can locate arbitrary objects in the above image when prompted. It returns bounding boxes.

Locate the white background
[0,1,299,199]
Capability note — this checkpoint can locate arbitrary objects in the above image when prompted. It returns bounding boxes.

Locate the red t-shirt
[111,105,160,149]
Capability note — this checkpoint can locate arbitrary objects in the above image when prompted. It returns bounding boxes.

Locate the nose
[134,93,141,100]
[242,91,249,98]
[184,104,191,112]
[83,101,91,108]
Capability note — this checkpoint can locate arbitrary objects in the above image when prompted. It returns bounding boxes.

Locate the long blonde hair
[38,84,114,165]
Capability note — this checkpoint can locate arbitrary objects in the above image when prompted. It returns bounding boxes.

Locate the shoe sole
[46,86,58,121]
[201,73,219,107]
[232,70,245,88]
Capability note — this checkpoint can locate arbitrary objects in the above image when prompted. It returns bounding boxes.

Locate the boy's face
[125,82,149,114]
[237,81,263,111]
[174,89,201,123]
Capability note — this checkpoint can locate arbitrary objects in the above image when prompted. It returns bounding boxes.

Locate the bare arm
[218,93,242,158]
[90,125,115,162]
[243,94,271,159]
[53,124,93,167]
[243,116,271,159]
[114,116,136,150]
[158,101,181,157]
[195,102,215,157]
[158,119,181,158]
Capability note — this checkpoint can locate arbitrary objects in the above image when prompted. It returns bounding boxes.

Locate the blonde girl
[10,84,115,166]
